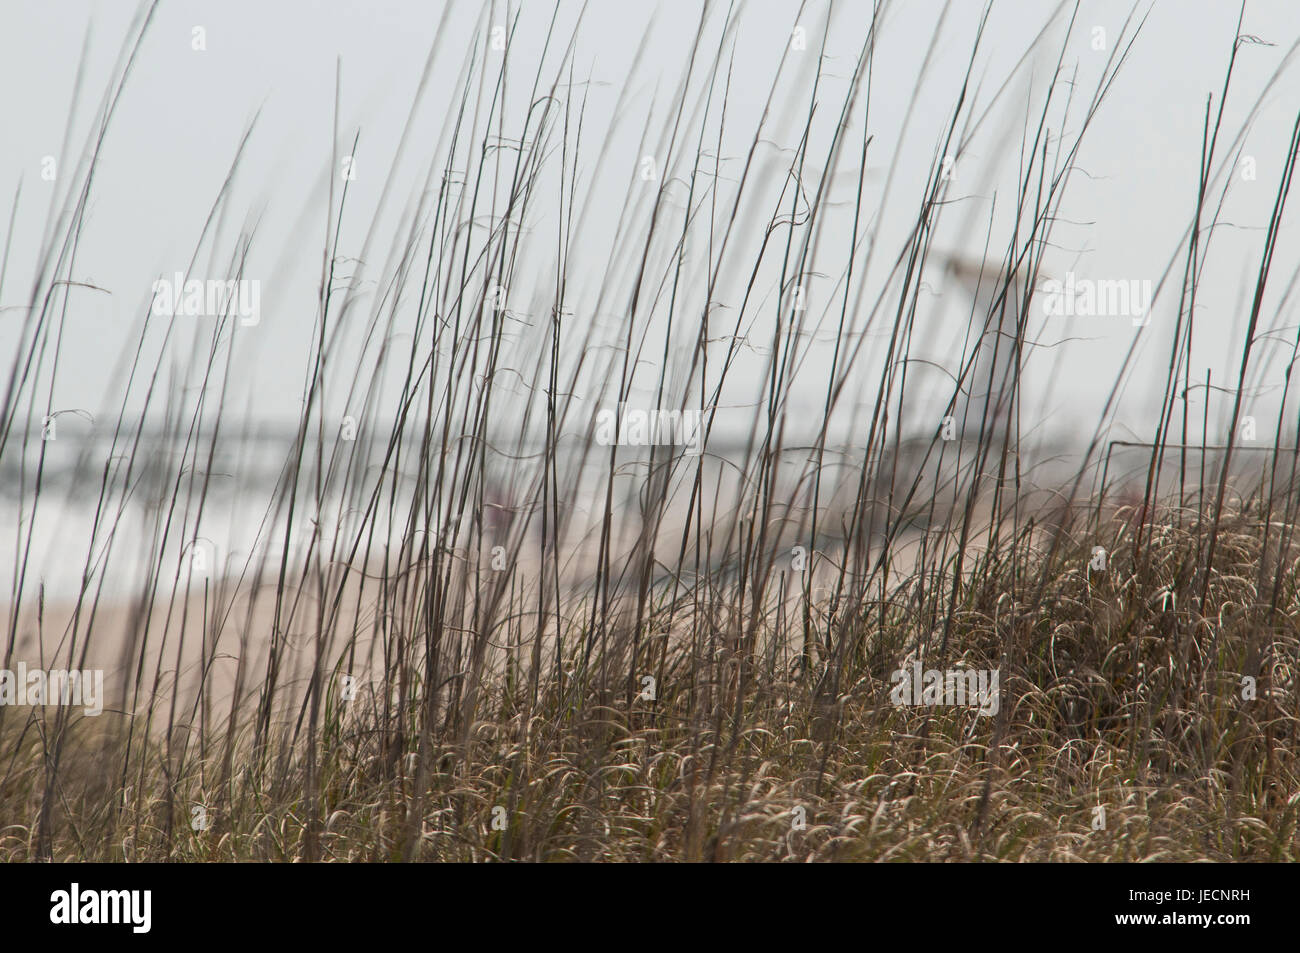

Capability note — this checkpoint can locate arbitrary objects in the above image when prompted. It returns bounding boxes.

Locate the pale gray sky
[2,0,1299,448]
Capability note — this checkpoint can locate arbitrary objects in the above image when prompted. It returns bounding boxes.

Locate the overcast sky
[3,0,1300,449]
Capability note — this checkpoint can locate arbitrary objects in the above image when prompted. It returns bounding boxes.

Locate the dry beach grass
[2,0,1300,862]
